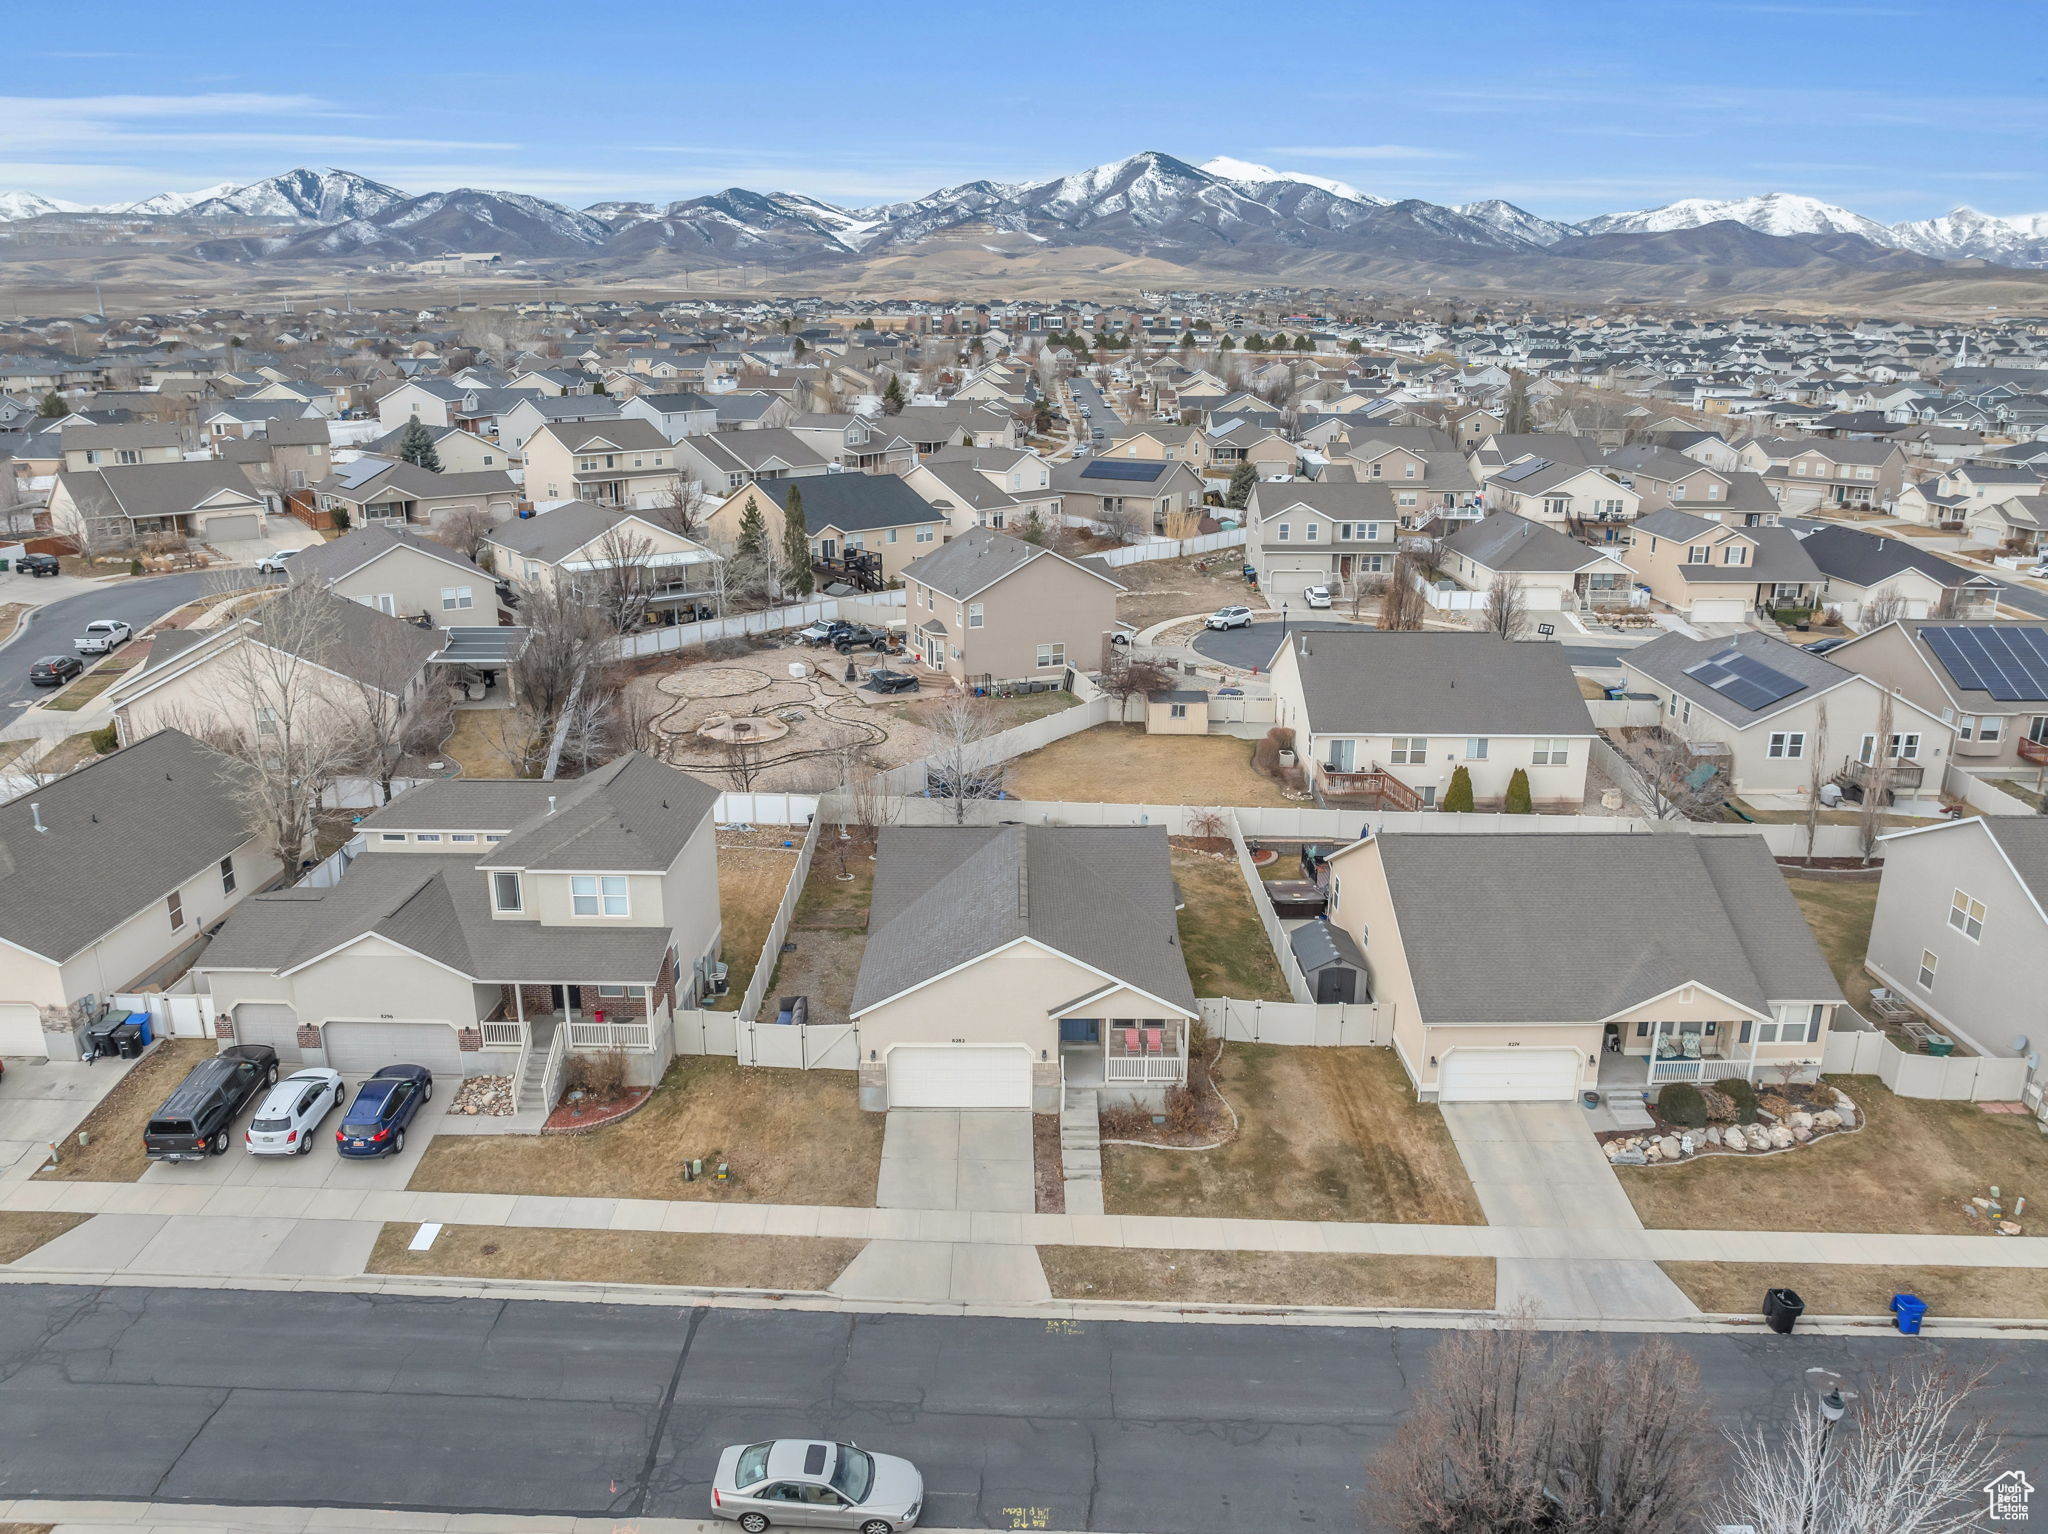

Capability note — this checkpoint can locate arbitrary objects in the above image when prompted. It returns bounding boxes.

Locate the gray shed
[1288,919,1369,1005]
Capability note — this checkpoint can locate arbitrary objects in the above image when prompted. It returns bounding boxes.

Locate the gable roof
[288,523,484,584]
[1443,513,1612,574]
[753,472,943,533]
[1796,524,1986,589]
[1624,629,1854,725]
[901,526,1123,601]
[852,825,1196,1017]
[472,752,719,872]
[1367,831,1840,1023]
[1285,630,1595,736]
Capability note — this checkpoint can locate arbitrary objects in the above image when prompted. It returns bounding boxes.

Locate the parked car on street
[336,1064,433,1158]
[143,1046,280,1162]
[15,552,60,577]
[76,619,132,654]
[245,1068,346,1156]
[29,655,83,687]
[1206,606,1255,630]
[711,1439,924,1534]
[252,548,303,575]
[1302,586,1332,609]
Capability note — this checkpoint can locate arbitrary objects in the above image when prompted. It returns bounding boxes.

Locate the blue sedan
[335,1065,433,1157]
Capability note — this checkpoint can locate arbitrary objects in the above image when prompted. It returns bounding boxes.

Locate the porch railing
[1106,1053,1183,1083]
[480,1021,524,1049]
[566,1019,654,1051]
[1647,1055,1760,1084]
[2018,737,2048,767]
[537,1021,570,1112]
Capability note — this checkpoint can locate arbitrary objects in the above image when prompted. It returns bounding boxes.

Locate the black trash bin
[1764,1287,1806,1334]
[85,1017,124,1061]
[113,1022,144,1059]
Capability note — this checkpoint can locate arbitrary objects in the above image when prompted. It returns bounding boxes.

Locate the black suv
[15,552,60,577]
[143,1045,279,1162]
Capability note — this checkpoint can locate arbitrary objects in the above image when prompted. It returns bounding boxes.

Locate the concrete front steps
[1060,1085,1104,1216]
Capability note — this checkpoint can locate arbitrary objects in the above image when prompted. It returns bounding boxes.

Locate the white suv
[245,1068,345,1156]
[1206,606,1255,630]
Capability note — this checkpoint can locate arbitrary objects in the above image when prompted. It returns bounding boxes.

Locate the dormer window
[492,872,522,912]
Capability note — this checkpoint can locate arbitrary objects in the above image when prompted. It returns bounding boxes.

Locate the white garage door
[233,1003,302,1065]
[1438,1047,1581,1103]
[323,1020,463,1079]
[886,1045,1031,1109]
[1688,598,1748,624]
[0,1002,49,1057]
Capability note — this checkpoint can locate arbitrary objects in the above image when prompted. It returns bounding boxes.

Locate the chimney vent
[546,795,557,814]
[30,803,45,834]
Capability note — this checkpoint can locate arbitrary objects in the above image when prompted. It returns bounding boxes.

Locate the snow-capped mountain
[1887,205,2048,267]
[118,183,239,217]
[1577,192,1894,244]
[0,191,84,220]
[603,188,875,260]
[1455,199,1573,247]
[184,169,410,222]
[1199,156,1383,205]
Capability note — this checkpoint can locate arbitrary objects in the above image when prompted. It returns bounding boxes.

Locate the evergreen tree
[36,390,65,417]
[780,487,814,597]
[1178,330,1197,348]
[397,419,442,472]
[793,337,807,359]
[1245,334,1266,352]
[1226,460,1258,511]
[882,374,906,414]
[1503,768,1534,814]
[1442,765,1475,813]
[1219,336,1236,352]
[1345,339,1363,354]
[736,500,769,564]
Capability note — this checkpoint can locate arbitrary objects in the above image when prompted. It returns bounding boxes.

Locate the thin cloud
[1263,145,1457,161]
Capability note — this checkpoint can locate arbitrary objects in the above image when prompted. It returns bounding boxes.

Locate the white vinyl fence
[1821,1028,2031,1101]
[1943,763,2039,818]
[108,991,210,1039]
[671,1008,862,1071]
[872,692,1114,794]
[1226,808,1314,1005]
[715,792,819,825]
[1093,527,1247,567]
[615,591,908,659]
[1200,997,1385,1046]
[738,814,823,1023]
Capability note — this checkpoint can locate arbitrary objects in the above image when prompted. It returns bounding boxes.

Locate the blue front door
[1059,1018,1100,1043]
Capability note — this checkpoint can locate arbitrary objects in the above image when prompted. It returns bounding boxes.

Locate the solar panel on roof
[1682,647,1805,711]
[1079,460,1165,482]
[1493,457,1555,483]
[1922,625,2048,701]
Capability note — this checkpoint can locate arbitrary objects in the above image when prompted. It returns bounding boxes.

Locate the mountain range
[5,154,2048,279]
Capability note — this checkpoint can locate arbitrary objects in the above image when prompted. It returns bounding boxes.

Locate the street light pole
[1799,1374,1850,1534]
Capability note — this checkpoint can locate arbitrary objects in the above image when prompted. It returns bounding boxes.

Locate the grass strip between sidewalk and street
[1040,1246,1495,1309]
[0,1211,90,1264]
[367,1222,866,1292]
[32,1039,217,1183]
[1661,1261,2048,1321]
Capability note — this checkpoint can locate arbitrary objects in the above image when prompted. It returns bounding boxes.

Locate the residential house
[1866,816,2048,1067]
[1736,438,1909,511]
[197,754,723,1086]
[787,414,918,474]
[484,502,721,620]
[1269,630,1595,810]
[1797,524,2002,628]
[900,526,1122,683]
[495,395,625,458]
[0,730,278,1060]
[1967,495,2048,556]
[672,427,830,497]
[49,461,269,545]
[523,418,683,509]
[1438,513,1637,615]
[892,404,1020,455]
[1622,508,1822,624]
[901,458,1061,538]
[850,825,1197,1111]
[617,390,720,443]
[1205,419,1296,476]
[1103,423,1213,470]
[1048,457,1206,536]
[1480,458,1639,536]
[1320,831,1840,1101]
[360,424,508,476]
[59,423,182,471]
[1620,629,1953,805]
[707,473,946,585]
[1826,619,2048,778]
[286,524,502,628]
[310,460,520,535]
[1244,481,1399,602]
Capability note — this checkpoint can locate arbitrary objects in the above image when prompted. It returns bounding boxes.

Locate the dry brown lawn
[1662,1261,2048,1320]
[1103,1045,1485,1224]
[1004,725,1297,806]
[0,1211,89,1263]
[1619,1075,2048,1234]
[1111,553,1258,630]
[368,1223,863,1292]
[34,1039,216,1183]
[710,836,801,1011]
[1040,1247,1493,1309]
[438,706,533,778]
[1169,846,1291,1001]
[408,1054,884,1206]
[760,849,872,1028]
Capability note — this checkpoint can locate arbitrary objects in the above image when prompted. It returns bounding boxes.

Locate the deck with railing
[1319,764,1425,812]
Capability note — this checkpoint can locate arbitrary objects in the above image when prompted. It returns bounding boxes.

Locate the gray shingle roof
[852,825,1197,1017]
[1287,631,1596,737]
[486,500,649,562]
[756,472,943,533]
[1444,513,1609,574]
[901,526,1121,601]
[1624,629,1852,726]
[1371,831,1841,1023]
[288,523,482,584]
[477,752,720,872]
[0,729,262,962]
[1797,524,1982,589]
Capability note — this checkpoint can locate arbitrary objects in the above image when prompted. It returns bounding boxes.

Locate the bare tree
[1378,552,1428,631]
[1371,1322,1714,1534]
[1096,641,1174,720]
[646,476,708,541]
[1861,589,1907,630]
[585,525,660,633]
[1096,495,1149,545]
[1858,689,1897,860]
[1483,570,1531,640]
[510,577,616,751]
[436,507,495,565]
[342,620,455,803]
[1715,1362,2005,1534]
[1804,695,1831,863]
[717,732,765,791]
[926,691,1006,825]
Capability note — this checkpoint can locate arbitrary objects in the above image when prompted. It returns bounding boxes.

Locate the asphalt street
[1189,618,1357,672]
[0,1284,2039,1528]
[0,570,261,711]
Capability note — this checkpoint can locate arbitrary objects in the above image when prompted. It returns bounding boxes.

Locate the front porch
[1597,1018,1762,1089]
[1058,1017,1189,1090]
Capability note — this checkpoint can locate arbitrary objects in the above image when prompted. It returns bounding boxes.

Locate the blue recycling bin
[1891,1292,1927,1334]
[124,1011,152,1046]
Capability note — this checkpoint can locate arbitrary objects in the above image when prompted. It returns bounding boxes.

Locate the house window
[1860,732,1921,762]
[1359,555,1385,573]
[2028,716,2048,746]
[1686,546,1711,564]
[1532,739,1568,766]
[167,891,184,932]
[1767,732,1805,759]
[886,528,898,543]
[967,603,983,629]
[1035,642,1065,669]
[256,706,280,736]
[1397,492,1418,507]
[1977,715,2003,743]
[570,875,629,917]
[1465,738,1489,760]
[415,833,441,843]
[219,855,237,895]
[1404,462,1417,477]
[1918,948,1938,990]
[1391,737,1428,764]
[1276,523,1291,541]
[441,586,474,610]
[452,833,476,843]
[1170,702,1187,719]
[493,872,523,912]
[915,527,935,542]
[1326,738,1356,772]
[380,833,406,843]
[1723,545,1748,566]
[1949,889,1986,942]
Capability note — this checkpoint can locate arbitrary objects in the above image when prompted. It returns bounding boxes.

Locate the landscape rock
[1814,1109,1841,1130]
[1790,1110,1814,1130]
[450,1075,514,1117]
[1791,1125,1813,1143]
[1722,1126,1746,1151]
[1768,1125,1795,1149]
[1705,1126,1722,1145]
[1659,1135,1683,1161]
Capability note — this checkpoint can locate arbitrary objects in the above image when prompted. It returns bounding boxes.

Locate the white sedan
[245,1068,345,1156]
[1206,606,1256,630]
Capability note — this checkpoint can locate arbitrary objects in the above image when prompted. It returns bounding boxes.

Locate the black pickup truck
[143,1045,279,1162]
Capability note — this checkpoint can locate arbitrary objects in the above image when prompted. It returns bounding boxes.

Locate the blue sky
[8,0,2046,220]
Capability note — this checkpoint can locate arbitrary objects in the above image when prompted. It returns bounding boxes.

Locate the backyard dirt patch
[1169,844,1292,1001]
[33,1039,216,1183]
[368,1223,864,1292]
[876,687,1079,732]
[1034,1112,1065,1213]
[1103,1045,1485,1224]
[1040,1247,1494,1309]
[1112,553,1260,631]
[1660,1261,2048,1320]
[1618,1075,2048,1234]
[0,1211,90,1263]
[710,835,802,1010]
[1004,724,1300,806]
[407,1054,884,1206]
[437,706,534,778]
[37,731,113,774]
[761,848,871,1027]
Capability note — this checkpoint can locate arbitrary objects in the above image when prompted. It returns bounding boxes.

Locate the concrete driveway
[1442,1100,1694,1321]
[136,1074,443,1193]
[0,1055,130,1181]
[874,1109,1034,1213]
